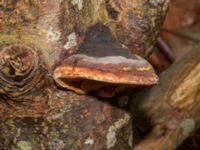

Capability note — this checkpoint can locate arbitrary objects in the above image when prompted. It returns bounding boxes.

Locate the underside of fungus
[54,24,158,98]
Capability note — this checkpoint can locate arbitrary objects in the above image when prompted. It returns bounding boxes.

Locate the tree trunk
[0,0,169,150]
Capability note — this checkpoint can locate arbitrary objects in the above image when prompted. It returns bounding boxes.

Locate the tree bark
[0,0,169,150]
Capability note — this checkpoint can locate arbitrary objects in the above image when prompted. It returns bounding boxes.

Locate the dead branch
[133,46,200,150]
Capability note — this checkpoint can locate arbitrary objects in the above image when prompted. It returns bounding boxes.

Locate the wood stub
[0,44,51,119]
[100,0,170,57]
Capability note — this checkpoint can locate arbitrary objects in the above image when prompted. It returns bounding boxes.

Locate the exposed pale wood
[133,47,200,150]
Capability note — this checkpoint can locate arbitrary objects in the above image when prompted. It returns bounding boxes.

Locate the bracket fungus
[54,24,158,98]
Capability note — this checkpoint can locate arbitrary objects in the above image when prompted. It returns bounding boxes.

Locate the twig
[161,28,200,43]
[156,37,176,62]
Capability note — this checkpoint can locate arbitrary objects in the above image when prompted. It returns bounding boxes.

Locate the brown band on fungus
[54,24,158,98]
[0,44,51,119]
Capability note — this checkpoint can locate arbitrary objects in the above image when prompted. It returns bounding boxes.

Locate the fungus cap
[53,24,159,97]
[53,54,158,97]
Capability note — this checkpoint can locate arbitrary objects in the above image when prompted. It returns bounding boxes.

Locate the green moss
[17,141,32,150]
[181,118,195,136]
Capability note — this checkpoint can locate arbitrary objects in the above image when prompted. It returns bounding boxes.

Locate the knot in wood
[0,44,36,79]
[0,44,51,119]
[101,0,170,57]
